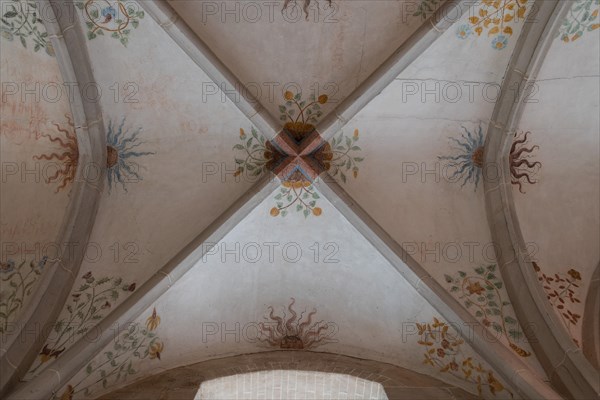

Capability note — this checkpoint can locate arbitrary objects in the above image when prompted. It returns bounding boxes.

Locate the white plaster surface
[195,370,388,400]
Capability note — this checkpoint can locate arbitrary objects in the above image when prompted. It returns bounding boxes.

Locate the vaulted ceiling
[1,0,599,399]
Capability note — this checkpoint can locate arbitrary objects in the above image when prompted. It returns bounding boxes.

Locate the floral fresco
[233,127,276,178]
[233,92,363,218]
[75,0,144,46]
[257,298,335,349]
[270,177,322,218]
[417,317,512,397]
[558,0,599,43]
[33,114,79,193]
[438,125,485,191]
[106,117,155,193]
[509,130,541,193]
[445,265,531,357]
[327,129,363,183]
[458,0,528,50]
[0,0,54,56]
[267,129,362,218]
[28,271,137,375]
[0,257,47,333]
[533,263,582,346]
[55,308,163,398]
[279,91,327,141]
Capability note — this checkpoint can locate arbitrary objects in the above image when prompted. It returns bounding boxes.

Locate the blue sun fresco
[438,125,485,191]
[106,117,155,193]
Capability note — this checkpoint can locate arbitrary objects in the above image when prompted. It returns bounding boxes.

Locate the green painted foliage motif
[271,181,321,218]
[56,308,163,398]
[279,92,325,126]
[232,91,364,219]
[75,0,144,47]
[327,129,363,184]
[445,265,531,357]
[0,257,47,333]
[558,0,599,43]
[233,127,271,178]
[1,0,54,55]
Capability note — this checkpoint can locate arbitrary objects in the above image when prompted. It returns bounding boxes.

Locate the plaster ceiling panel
[22,0,259,379]
[320,1,546,374]
[52,189,516,400]
[166,0,447,123]
[1,9,72,335]
[513,0,600,348]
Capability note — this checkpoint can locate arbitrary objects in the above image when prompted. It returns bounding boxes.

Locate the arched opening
[195,370,388,399]
[98,351,478,400]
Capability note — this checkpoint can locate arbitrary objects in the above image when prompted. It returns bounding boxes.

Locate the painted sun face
[438,125,485,191]
[105,118,154,193]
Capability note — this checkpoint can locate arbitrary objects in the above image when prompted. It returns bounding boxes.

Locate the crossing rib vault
[0,0,598,399]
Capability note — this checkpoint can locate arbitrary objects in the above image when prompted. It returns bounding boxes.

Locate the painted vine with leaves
[445,265,530,357]
[0,257,47,333]
[29,271,137,375]
[417,317,512,397]
[1,0,54,55]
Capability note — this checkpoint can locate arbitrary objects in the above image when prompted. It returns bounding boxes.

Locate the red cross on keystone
[265,122,333,184]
